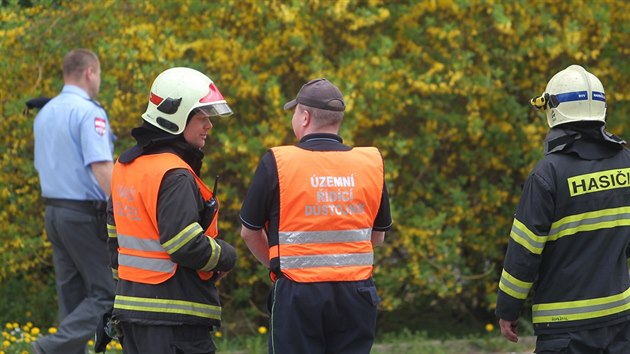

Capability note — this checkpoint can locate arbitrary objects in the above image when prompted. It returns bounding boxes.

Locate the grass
[371,329,535,354]
[1,322,536,354]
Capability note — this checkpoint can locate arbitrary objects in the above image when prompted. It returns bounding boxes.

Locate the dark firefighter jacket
[106,123,236,327]
[496,122,630,335]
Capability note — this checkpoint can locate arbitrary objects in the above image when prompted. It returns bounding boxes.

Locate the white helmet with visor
[142,67,233,134]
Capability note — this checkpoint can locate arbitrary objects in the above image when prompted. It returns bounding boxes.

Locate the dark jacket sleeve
[158,169,236,273]
[106,196,119,280]
[495,171,555,321]
[239,152,275,230]
[373,181,392,231]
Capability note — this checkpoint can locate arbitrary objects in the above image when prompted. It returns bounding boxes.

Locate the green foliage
[0,273,57,327]
[2,0,630,332]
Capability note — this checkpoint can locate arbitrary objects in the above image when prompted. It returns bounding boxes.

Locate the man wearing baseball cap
[240,78,392,353]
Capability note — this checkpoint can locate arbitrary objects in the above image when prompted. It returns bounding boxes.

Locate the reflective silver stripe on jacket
[510,219,546,255]
[499,269,532,300]
[117,233,175,273]
[278,228,373,269]
[163,223,203,255]
[280,252,374,269]
[279,228,372,244]
[548,207,630,241]
[532,287,630,323]
[114,295,221,320]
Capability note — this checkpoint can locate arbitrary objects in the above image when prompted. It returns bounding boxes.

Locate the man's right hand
[499,318,519,343]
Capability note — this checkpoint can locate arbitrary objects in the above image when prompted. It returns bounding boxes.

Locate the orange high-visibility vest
[270,146,384,283]
[112,153,218,284]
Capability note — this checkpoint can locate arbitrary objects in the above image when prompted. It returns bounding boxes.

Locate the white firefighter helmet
[530,65,606,128]
[141,67,233,134]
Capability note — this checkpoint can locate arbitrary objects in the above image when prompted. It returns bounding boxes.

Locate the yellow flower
[2,340,9,348]
[30,327,40,336]
[4,324,11,330]
[48,327,57,334]
[485,323,494,332]
[258,326,267,335]
[116,342,123,350]
[88,339,94,345]
[214,331,222,338]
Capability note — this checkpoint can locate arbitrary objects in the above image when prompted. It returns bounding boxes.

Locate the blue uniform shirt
[34,85,115,201]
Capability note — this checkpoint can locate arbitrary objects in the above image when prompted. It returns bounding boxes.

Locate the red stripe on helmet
[150,92,164,105]
[199,83,225,103]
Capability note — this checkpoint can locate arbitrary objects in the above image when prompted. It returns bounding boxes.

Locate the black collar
[300,133,343,144]
[545,124,625,159]
[119,123,204,175]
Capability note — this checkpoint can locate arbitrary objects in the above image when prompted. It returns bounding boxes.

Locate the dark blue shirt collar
[299,133,343,144]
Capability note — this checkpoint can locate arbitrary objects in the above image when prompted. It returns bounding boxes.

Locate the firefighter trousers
[535,320,630,354]
[119,323,216,354]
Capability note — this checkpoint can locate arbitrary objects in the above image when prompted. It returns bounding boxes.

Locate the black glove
[94,309,113,353]
[94,309,122,353]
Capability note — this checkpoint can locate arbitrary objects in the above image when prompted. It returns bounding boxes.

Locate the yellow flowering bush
[0,322,122,353]
[2,0,630,333]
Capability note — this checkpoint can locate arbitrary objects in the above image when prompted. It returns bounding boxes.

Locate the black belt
[43,198,107,215]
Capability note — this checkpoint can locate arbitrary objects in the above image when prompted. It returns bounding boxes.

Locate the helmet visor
[197,102,233,117]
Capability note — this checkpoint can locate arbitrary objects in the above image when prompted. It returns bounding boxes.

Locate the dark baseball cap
[283,78,345,112]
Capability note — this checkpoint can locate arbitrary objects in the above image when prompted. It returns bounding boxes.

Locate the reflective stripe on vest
[532,286,630,324]
[114,295,221,320]
[281,252,374,269]
[112,153,218,284]
[274,228,374,270]
[271,146,383,283]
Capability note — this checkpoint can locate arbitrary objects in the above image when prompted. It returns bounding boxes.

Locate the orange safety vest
[270,145,384,283]
[111,153,218,284]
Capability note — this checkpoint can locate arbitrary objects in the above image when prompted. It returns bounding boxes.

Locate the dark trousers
[535,321,630,353]
[35,206,114,354]
[268,277,380,354]
[120,323,216,354]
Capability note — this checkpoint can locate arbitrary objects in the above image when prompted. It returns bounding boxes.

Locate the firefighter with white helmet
[530,64,607,128]
[103,67,236,354]
[496,65,630,353]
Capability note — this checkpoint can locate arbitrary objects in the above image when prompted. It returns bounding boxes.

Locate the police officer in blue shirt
[32,48,115,354]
